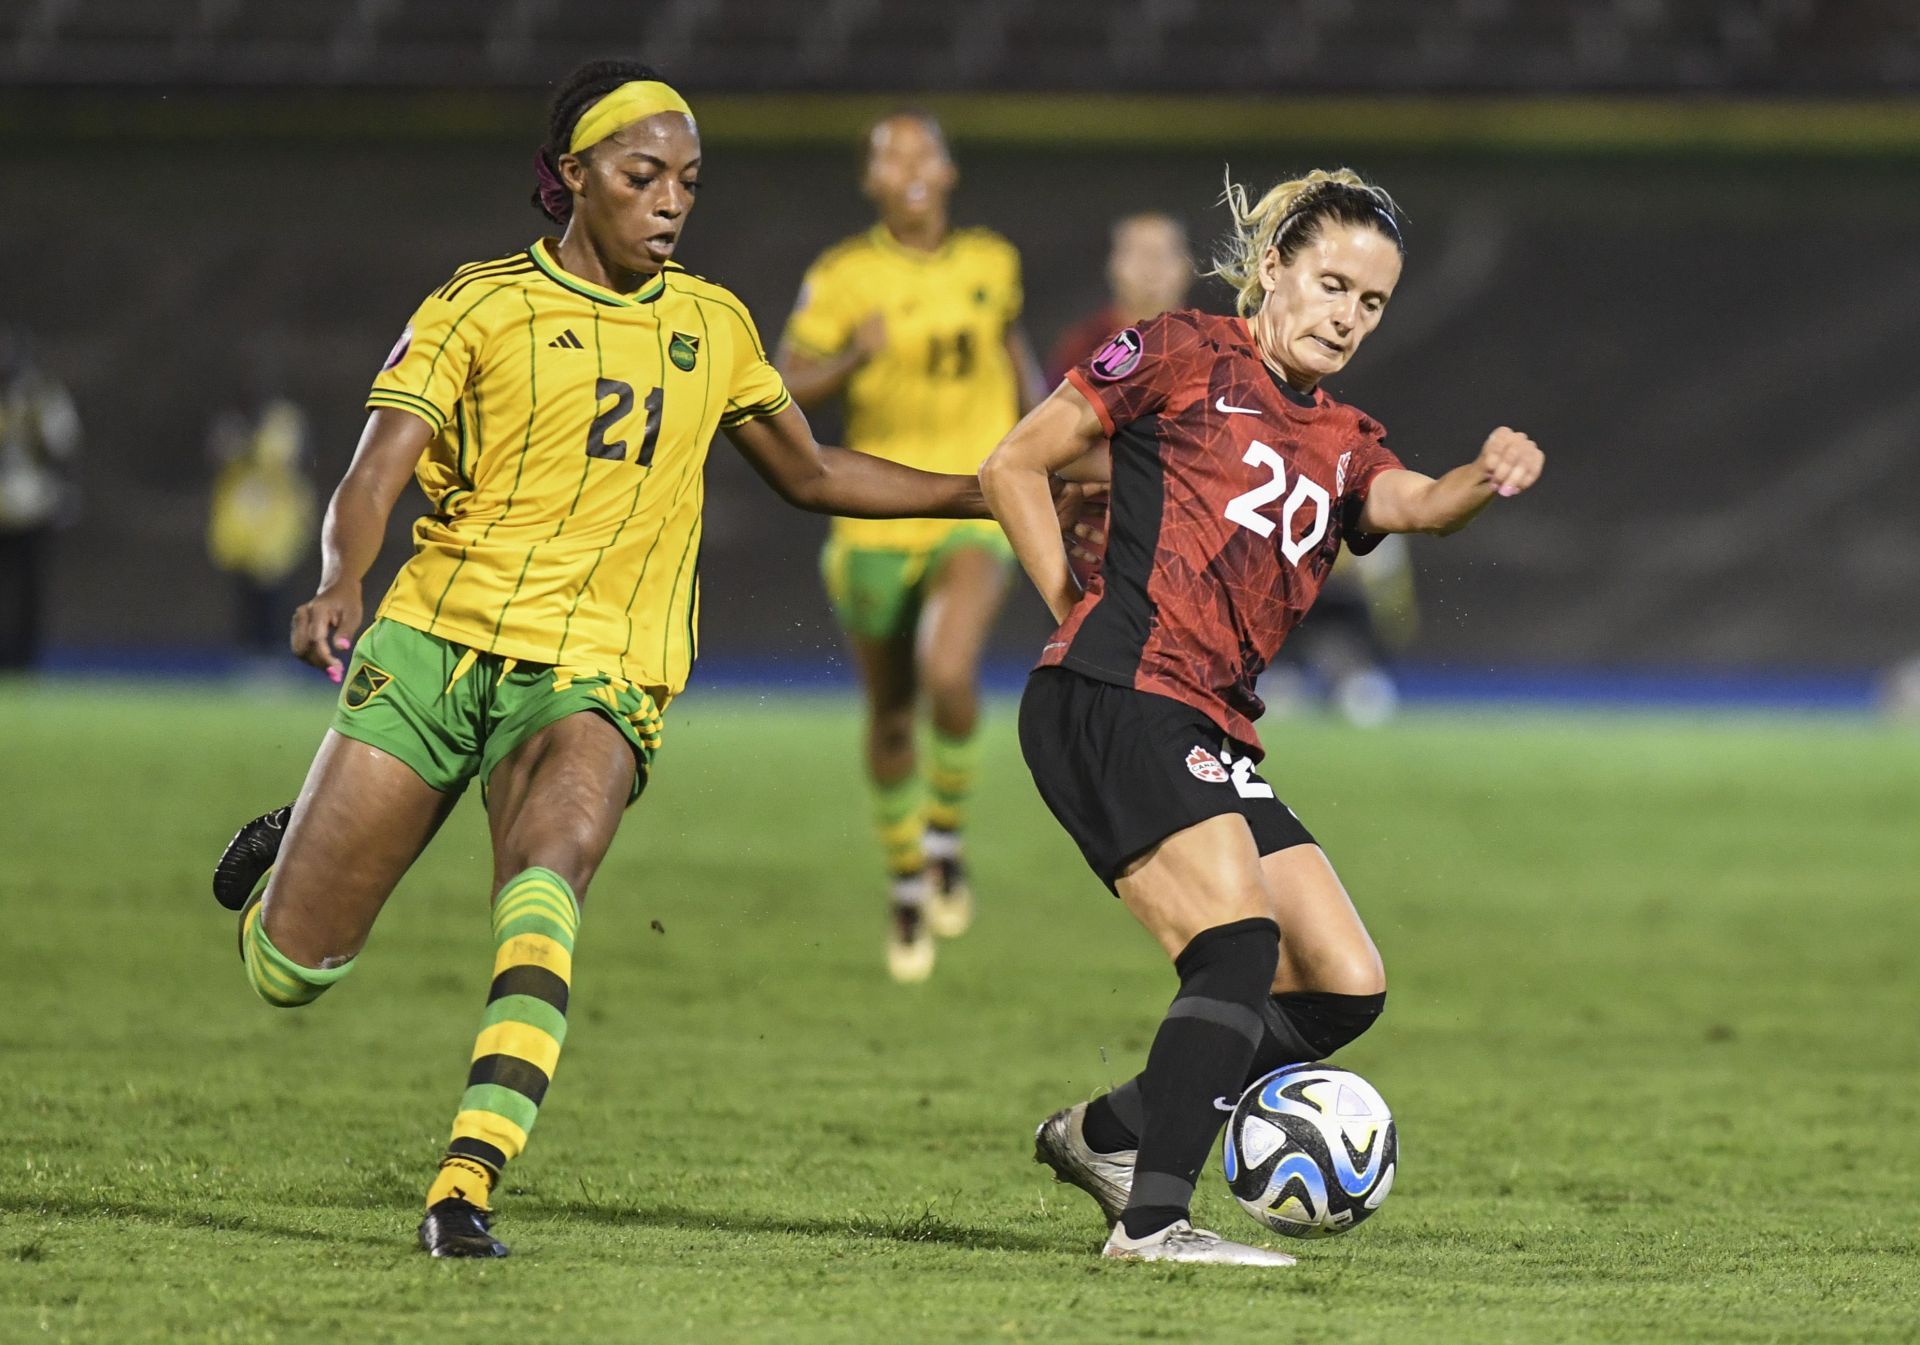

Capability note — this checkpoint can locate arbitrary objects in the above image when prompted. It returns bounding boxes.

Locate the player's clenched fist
[1476,426,1543,499]
[290,583,361,681]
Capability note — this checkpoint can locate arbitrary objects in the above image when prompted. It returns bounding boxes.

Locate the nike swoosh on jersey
[1214,397,1261,415]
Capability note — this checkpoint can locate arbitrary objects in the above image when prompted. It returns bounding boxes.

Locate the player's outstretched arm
[979,382,1111,623]
[1358,426,1544,537]
[725,400,988,521]
[292,408,432,679]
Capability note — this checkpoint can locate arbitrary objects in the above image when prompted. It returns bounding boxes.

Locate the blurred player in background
[777,112,1047,983]
[1045,214,1193,591]
[0,326,82,671]
[205,61,1023,1259]
[206,397,317,657]
[1045,212,1194,384]
[982,169,1543,1263]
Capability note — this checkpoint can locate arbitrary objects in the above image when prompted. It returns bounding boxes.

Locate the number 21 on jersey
[585,378,664,466]
[1223,440,1329,565]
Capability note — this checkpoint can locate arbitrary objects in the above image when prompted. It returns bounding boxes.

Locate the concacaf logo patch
[380,324,413,373]
[669,331,700,372]
[342,662,393,711]
[1089,327,1143,381]
[1185,745,1229,784]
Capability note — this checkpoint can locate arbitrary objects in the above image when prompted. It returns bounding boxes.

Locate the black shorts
[1018,666,1316,891]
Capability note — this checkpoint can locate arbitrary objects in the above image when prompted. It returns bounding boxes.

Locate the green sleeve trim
[718,388,792,428]
[366,389,448,433]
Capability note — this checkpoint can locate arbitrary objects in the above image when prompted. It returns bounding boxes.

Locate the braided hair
[532,58,664,225]
[1211,168,1404,317]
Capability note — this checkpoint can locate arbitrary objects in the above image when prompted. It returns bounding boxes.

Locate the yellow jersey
[783,225,1022,551]
[365,240,791,704]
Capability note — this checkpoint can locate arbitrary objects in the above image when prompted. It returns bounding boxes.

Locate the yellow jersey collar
[867,222,953,262]
[529,240,669,306]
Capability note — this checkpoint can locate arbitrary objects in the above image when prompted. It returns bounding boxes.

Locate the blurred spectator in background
[1045,211,1195,383]
[206,397,316,655]
[1259,540,1419,727]
[1045,213,1195,590]
[0,326,82,671]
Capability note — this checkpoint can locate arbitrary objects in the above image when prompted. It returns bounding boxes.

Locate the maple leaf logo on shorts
[1185,746,1229,784]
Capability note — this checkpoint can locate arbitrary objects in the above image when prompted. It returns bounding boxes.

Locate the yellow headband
[568,80,695,155]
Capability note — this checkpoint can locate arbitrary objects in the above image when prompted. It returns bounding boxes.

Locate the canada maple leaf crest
[1185,746,1229,783]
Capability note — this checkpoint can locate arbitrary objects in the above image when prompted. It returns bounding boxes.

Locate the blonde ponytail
[1210,167,1403,317]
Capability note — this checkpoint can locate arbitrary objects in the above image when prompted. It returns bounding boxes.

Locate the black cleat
[212,804,293,911]
[419,1198,510,1258]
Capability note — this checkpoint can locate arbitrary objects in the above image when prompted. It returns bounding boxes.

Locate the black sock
[1119,917,1280,1241]
[1087,989,1386,1157]
[1083,1080,1142,1154]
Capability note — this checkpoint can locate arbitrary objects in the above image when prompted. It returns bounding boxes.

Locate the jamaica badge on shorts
[669,331,700,372]
[342,662,392,711]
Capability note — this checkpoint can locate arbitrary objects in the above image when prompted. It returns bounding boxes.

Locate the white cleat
[923,833,974,938]
[1034,1102,1135,1225]
[886,890,935,984]
[926,875,974,939]
[1101,1219,1296,1266]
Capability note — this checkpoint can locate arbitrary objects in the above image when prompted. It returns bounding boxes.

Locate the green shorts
[330,618,662,804]
[821,522,1013,642]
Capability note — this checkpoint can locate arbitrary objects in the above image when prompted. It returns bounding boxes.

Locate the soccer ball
[1222,1062,1397,1238]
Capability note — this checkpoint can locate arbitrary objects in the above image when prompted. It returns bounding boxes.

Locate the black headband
[1271,184,1401,251]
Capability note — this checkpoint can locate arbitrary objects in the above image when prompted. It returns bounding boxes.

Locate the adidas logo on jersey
[547,329,585,349]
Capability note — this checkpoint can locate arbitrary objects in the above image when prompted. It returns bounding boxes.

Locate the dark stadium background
[4,0,1917,697]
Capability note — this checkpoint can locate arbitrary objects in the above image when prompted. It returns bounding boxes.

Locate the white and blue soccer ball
[1223,1062,1397,1238]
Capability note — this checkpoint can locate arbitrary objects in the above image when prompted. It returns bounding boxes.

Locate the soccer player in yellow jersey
[206,60,1026,1258]
[777,111,1046,983]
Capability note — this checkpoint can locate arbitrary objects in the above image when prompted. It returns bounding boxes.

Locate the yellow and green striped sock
[872,773,926,880]
[925,729,980,836]
[241,903,355,1007]
[426,867,580,1212]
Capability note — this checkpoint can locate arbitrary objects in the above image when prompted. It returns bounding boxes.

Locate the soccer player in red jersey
[981,169,1543,1265]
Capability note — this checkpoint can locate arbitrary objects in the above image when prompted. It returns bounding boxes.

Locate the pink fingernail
[328,666,343,684]
[1497,485,1519,497]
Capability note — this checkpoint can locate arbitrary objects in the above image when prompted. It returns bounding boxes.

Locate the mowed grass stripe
[0,686,1914,1344]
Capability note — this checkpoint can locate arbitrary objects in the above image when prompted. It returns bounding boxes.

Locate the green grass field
[3,683,1916,1343]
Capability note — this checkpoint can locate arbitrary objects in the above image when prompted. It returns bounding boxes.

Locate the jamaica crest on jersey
[668,331,700,372]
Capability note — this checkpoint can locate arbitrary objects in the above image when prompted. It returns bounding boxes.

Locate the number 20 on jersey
[1223,440,1330,565]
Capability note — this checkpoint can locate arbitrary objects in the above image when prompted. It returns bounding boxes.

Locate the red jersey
[1043,310,1403,755]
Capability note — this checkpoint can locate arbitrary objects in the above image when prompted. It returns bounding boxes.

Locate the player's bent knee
[242,904,355,1008]
[1272,989,1387,1058]
[920,663,973,713]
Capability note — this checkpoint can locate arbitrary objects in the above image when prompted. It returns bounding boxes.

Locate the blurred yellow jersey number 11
[784,225,1022,551]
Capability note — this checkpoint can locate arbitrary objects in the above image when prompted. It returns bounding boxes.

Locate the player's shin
[1253,990,1387,1074]
[241,903,356,1007]
[1082,988,1387,1155]
[924,727,977,840]
[924,729,978,936]
[426,867,580,1211]
[1121,917,1280,1241]
[872,773,926,882]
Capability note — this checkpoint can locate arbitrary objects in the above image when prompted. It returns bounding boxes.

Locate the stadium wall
[6,96,1916,672]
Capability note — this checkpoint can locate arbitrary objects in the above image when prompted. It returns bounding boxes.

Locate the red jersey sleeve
[1062,311,1200,438]
[1339,416,1405,557]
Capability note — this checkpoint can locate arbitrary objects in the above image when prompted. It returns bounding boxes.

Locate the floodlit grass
[3,682,1915,1343]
